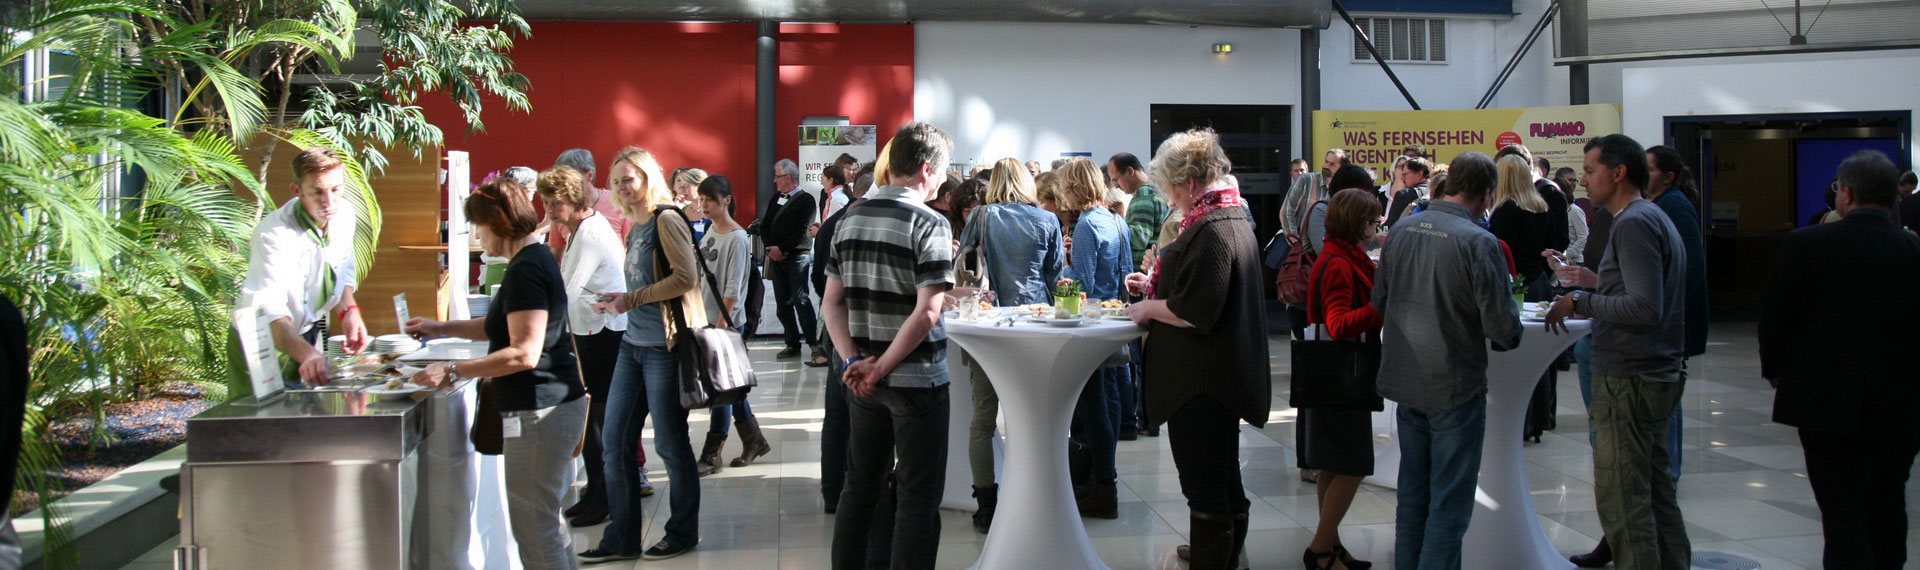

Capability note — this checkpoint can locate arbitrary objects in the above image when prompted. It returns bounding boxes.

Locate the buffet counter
[175,366,513,569]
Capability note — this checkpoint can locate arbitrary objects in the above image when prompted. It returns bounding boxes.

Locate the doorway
[1665,111,1913,320]
[1150,104,1294,242]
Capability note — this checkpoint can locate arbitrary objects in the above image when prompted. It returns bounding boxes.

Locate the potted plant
[1053,278,1084,315]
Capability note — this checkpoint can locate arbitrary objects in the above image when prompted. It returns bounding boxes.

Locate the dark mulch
[10,382,215,515]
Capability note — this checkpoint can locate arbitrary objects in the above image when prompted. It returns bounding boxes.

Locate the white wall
[914,22,1300,167]
[1319,0,1563,112]
[1611,49,1920,167]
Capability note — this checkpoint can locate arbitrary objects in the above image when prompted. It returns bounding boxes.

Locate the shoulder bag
[1288,257,1384,411]
[654,206,758,409]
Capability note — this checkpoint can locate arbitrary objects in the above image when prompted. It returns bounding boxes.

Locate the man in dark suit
[1760,149,1920,570]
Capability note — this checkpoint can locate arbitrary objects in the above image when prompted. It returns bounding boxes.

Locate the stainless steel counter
[176,390,427,570]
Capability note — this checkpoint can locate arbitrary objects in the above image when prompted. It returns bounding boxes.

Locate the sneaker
[642,540,696,560]
[577,547,639,564]
[776,346,800,359]
[640,483,655,497]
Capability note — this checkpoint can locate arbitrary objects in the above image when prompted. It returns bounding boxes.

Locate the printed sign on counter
[232,305,284,400]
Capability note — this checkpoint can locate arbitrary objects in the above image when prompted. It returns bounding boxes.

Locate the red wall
[418,22,915,223]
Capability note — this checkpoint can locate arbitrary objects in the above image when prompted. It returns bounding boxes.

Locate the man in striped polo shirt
[822,121,957,569]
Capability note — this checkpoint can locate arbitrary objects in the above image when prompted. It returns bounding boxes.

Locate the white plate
[363,384,430,400]
[1039,318,1087,328]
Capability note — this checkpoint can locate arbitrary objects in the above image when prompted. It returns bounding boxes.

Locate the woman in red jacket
[1299,187,1386,570]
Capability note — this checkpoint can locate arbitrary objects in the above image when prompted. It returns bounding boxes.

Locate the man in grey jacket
[1373,151,1522,570]
[1546,134,1690,570]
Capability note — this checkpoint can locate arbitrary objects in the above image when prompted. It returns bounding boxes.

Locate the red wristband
[340,305,360,318]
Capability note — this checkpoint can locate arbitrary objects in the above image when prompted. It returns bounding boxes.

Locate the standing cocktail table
[946,317,1145,570]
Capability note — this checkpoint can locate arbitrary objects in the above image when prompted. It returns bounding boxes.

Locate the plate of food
[1039,317,1087,328]
[364,378,430,400]
[1098,299,1129,317]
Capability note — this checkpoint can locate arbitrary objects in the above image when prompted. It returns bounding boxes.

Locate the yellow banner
[1311,103,1622,179]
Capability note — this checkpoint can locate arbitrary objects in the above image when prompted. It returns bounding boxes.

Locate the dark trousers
[572,329,622,512]
[1800,428,1919,569]
[821,356,850,506]
[1166,396,1251,565]
[1072,366,1126,487]
[769,255,818,350]
[832,384,949,570]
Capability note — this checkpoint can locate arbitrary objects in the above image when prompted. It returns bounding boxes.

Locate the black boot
[1186,510,1238,570]
[731,417,773,467]
[971,484,998,534]
[1570,536,1612,568]
[696,433,727,476]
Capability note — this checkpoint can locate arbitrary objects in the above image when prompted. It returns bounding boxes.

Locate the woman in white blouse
[690,175,770,474]
[535,166,626,526]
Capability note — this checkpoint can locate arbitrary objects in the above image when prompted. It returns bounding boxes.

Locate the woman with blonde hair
[1058,156,1135,518]
[579,147,710,563]
[670,167,710,241]
[1489,152,1559,302]
[954,157,1064,532]
[1125,128,1269,569]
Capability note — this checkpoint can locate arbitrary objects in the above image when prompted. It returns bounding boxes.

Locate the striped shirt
[1125,185,1169,270]
[825,185,956,387]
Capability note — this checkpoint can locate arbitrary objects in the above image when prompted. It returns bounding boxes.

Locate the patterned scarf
[1147,185,1244,298]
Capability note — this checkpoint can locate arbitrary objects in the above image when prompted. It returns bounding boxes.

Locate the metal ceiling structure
[509,0,1335,29]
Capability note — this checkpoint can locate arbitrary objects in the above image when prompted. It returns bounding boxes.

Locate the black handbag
[654,206,758,410]
[1287,259,1385,411]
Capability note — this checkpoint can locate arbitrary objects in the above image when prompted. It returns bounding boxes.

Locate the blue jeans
[768,255,818,350]
[1116,357,1138,431]
[832,384,948,570]
[1072,366,1125,486]
[1394,399,1487,570]
[707,400,757,436]
[1577,339,1684,478]
[599,343,699,554]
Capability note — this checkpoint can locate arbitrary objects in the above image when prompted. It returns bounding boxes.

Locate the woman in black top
[1489,153,1560,302]
[1125,128,1271,569]
[407,176,586,570]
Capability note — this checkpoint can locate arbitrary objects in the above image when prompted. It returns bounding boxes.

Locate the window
[1352,17,1447,63]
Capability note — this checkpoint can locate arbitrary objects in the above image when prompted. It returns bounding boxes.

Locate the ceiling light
[1213,43,1233,54]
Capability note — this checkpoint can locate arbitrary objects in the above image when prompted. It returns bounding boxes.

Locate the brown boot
[730,417,773,467]
[1075,482,1118,519]
[697,433,726,476]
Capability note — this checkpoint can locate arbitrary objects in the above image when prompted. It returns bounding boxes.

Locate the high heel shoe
[1335,545,1372,569]
[1303,547,1341,570]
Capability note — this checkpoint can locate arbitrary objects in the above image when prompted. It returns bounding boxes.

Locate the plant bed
[12,381,215,516]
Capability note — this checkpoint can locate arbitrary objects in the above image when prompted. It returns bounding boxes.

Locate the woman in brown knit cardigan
[1124,128,1271,570]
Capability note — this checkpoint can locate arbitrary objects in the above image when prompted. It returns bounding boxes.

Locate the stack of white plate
[325,335,348,361]
[371,333,421,354]
[466,294,491,319]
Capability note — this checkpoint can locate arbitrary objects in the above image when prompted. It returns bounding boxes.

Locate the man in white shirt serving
[237,146,368,388]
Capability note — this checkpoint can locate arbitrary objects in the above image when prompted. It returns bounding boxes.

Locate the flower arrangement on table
[1053,278,1085,314]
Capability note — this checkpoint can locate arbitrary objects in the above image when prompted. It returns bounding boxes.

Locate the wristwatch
[446,361,461,380]
[844,355,865,370]
[1569,290,1586,312]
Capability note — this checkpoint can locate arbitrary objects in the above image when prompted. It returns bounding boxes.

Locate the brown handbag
[470,378,503,455]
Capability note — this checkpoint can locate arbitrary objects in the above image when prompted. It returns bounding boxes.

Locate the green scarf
[293,202,335,315]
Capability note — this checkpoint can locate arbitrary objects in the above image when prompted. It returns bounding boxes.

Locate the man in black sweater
[761,158,823,364]
[1761,150,1920,570]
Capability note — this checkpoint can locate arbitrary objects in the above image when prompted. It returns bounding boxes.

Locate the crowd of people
[244,115,1918,569]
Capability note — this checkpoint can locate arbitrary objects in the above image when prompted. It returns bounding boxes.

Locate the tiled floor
[122,322,1918,569]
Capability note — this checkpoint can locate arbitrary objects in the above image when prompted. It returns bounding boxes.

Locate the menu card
[392,293,411,336]
[232,306,284,401]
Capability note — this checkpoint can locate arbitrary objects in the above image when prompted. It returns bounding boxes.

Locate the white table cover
[945,317,1145,570]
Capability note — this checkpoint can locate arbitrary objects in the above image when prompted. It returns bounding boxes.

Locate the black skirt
[1295,406,1375,477]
